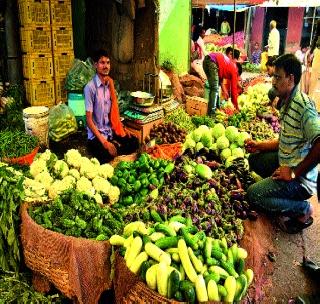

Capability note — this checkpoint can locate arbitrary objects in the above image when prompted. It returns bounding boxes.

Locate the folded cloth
[277,216,313,234]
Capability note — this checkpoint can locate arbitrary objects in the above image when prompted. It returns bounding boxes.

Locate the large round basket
[20,203,113,304]
[3,146,39,166]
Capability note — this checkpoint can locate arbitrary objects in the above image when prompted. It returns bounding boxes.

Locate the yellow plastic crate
[54,77,67,103]
[20,26,52,53]
[52,26,73,51]
[24,79,55,107]
[23,53,53,79]
[50,0,72,26]
[53,51,74,77]
[18,0,50,26]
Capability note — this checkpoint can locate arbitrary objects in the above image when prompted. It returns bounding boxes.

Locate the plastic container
[67,92,86,127]
[24,79,55,107]
[22,53,53,79]
[20,26,52,53]
[52,26,73,51]
[50,0,72,26]
[18,0,50,26]
[23,106,49,147]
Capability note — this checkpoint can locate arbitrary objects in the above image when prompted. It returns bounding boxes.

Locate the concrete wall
[159,0,190,74]
[285,7,304,53]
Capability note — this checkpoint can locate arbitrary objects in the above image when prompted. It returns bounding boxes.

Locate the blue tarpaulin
[206,5,251,11]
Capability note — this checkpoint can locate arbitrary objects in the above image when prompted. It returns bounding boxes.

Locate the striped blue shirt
[279,86,320,194]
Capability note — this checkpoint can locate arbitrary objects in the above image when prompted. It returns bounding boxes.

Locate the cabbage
[232,147,245,158]
[211,123,225,139]
[230,142,239,150]
[216,136,230,150]
[196,142,204,152]
[192,129,202,142]
[237,132,251,147]
[183,138,196,150]
[210,143,218,151]
[198,125,210,132]
[201,130,213,148]
[225,126,239,143]
[220,148,232,160]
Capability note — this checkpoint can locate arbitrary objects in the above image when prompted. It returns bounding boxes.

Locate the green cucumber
[169,215,187,224]
[167,269,181,299]
[211,248,226,261]
[140,260,151,281]
[236,258,245,275]
[204,272,220,285]
[220,260,239,278]
[204,237,213,259]
[154,223,176,237]
[155,236,179,249]
[150,209,163,223]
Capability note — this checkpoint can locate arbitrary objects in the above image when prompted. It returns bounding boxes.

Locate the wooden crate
[53,51,74,77]
[54,77,67,103]
[22,53,53,79]
[24,79,55,107]
[52,26,73,51]
[18,0,50,26]
[50,0,72,26]
[185,95,208,116]
[20,26,52,53]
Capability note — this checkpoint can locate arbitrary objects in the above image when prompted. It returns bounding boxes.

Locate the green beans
[0,130,39,158]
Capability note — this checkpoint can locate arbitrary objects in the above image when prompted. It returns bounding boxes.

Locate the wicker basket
[114,252,184,304]
[20,203,113,304]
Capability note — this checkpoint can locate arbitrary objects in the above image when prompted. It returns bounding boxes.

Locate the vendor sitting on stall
[203,52,241,113]
[245,54,320,234]
[84,49,139,164]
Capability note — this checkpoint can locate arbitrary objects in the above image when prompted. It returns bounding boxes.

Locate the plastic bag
[65,58,96,91]
[49,104,78,142]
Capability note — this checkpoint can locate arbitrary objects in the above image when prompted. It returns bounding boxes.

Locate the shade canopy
[192,0,265,7]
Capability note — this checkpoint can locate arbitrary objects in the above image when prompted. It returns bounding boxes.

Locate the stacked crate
[50,0,74,103]
[18,0,74,106]
[19,0,55,107]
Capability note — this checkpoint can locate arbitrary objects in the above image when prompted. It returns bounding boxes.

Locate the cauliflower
[91,157,100,166]
[92,176,111,195]
[64,149,83,169]
[94,193,103,205]
[80,157,98,180]
[48,180,69,199]
[34,171,53,190]
[61,175,76,189]
[69,168,80,180]
[108,185,120,205]
[24,178,47,201]
[30,158,47,178]
[98,163,114,179]
[38,149,52,162]
[54,160,69,178]
[76,176,95,196]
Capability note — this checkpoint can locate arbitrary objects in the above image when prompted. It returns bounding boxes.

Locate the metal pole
[310,7,316,46]
[233,0,236,54]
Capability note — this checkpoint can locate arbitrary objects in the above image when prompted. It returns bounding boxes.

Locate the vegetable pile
[164,107,195,132]
[149,122,187,144]
[110,215,254,303]
[110,153,174,207]
[24,149,120,204]
[0,130,39,159]
[0,163,25,272]
[30,189,123,240]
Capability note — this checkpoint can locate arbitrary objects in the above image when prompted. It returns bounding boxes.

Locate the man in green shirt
[245,54,320,234]
[220,18,231,36]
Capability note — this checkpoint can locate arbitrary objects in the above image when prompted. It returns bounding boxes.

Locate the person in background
[220,17,231,36]
[260,46,269,72]
[267,20,280,59]
[84,49,139,164]
[245,54,320,234]
[251,42,262,64]
[191,25,207,81]
[308,19,320,111]
[266,56,276,77]
[224,47,243,96]
[203,52,240,114]
[295,43,308,94]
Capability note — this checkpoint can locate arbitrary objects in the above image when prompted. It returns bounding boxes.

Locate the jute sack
[20,203,113,304]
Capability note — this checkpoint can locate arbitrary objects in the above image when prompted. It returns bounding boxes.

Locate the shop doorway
[263,7,288,56]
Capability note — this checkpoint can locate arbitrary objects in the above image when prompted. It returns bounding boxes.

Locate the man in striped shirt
[245,54,320,234]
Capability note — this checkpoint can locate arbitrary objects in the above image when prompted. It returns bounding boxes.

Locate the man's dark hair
[236,62,242,76]
[266,56,276,67]
[273,53,302,85]
[91,49,110,63]
[226,47,240,60]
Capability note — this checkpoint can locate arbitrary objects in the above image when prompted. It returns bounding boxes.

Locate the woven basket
[3,146,39,166]
[114,252,184,304]
[20,203,113,304]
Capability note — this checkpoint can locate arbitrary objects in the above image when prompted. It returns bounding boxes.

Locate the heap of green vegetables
[0,130,39,159]
[0,164,25,272]
[30,189,124,240]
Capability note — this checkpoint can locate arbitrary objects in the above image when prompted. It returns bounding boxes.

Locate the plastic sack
[49,104,78,142]
[65,58,96,91]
